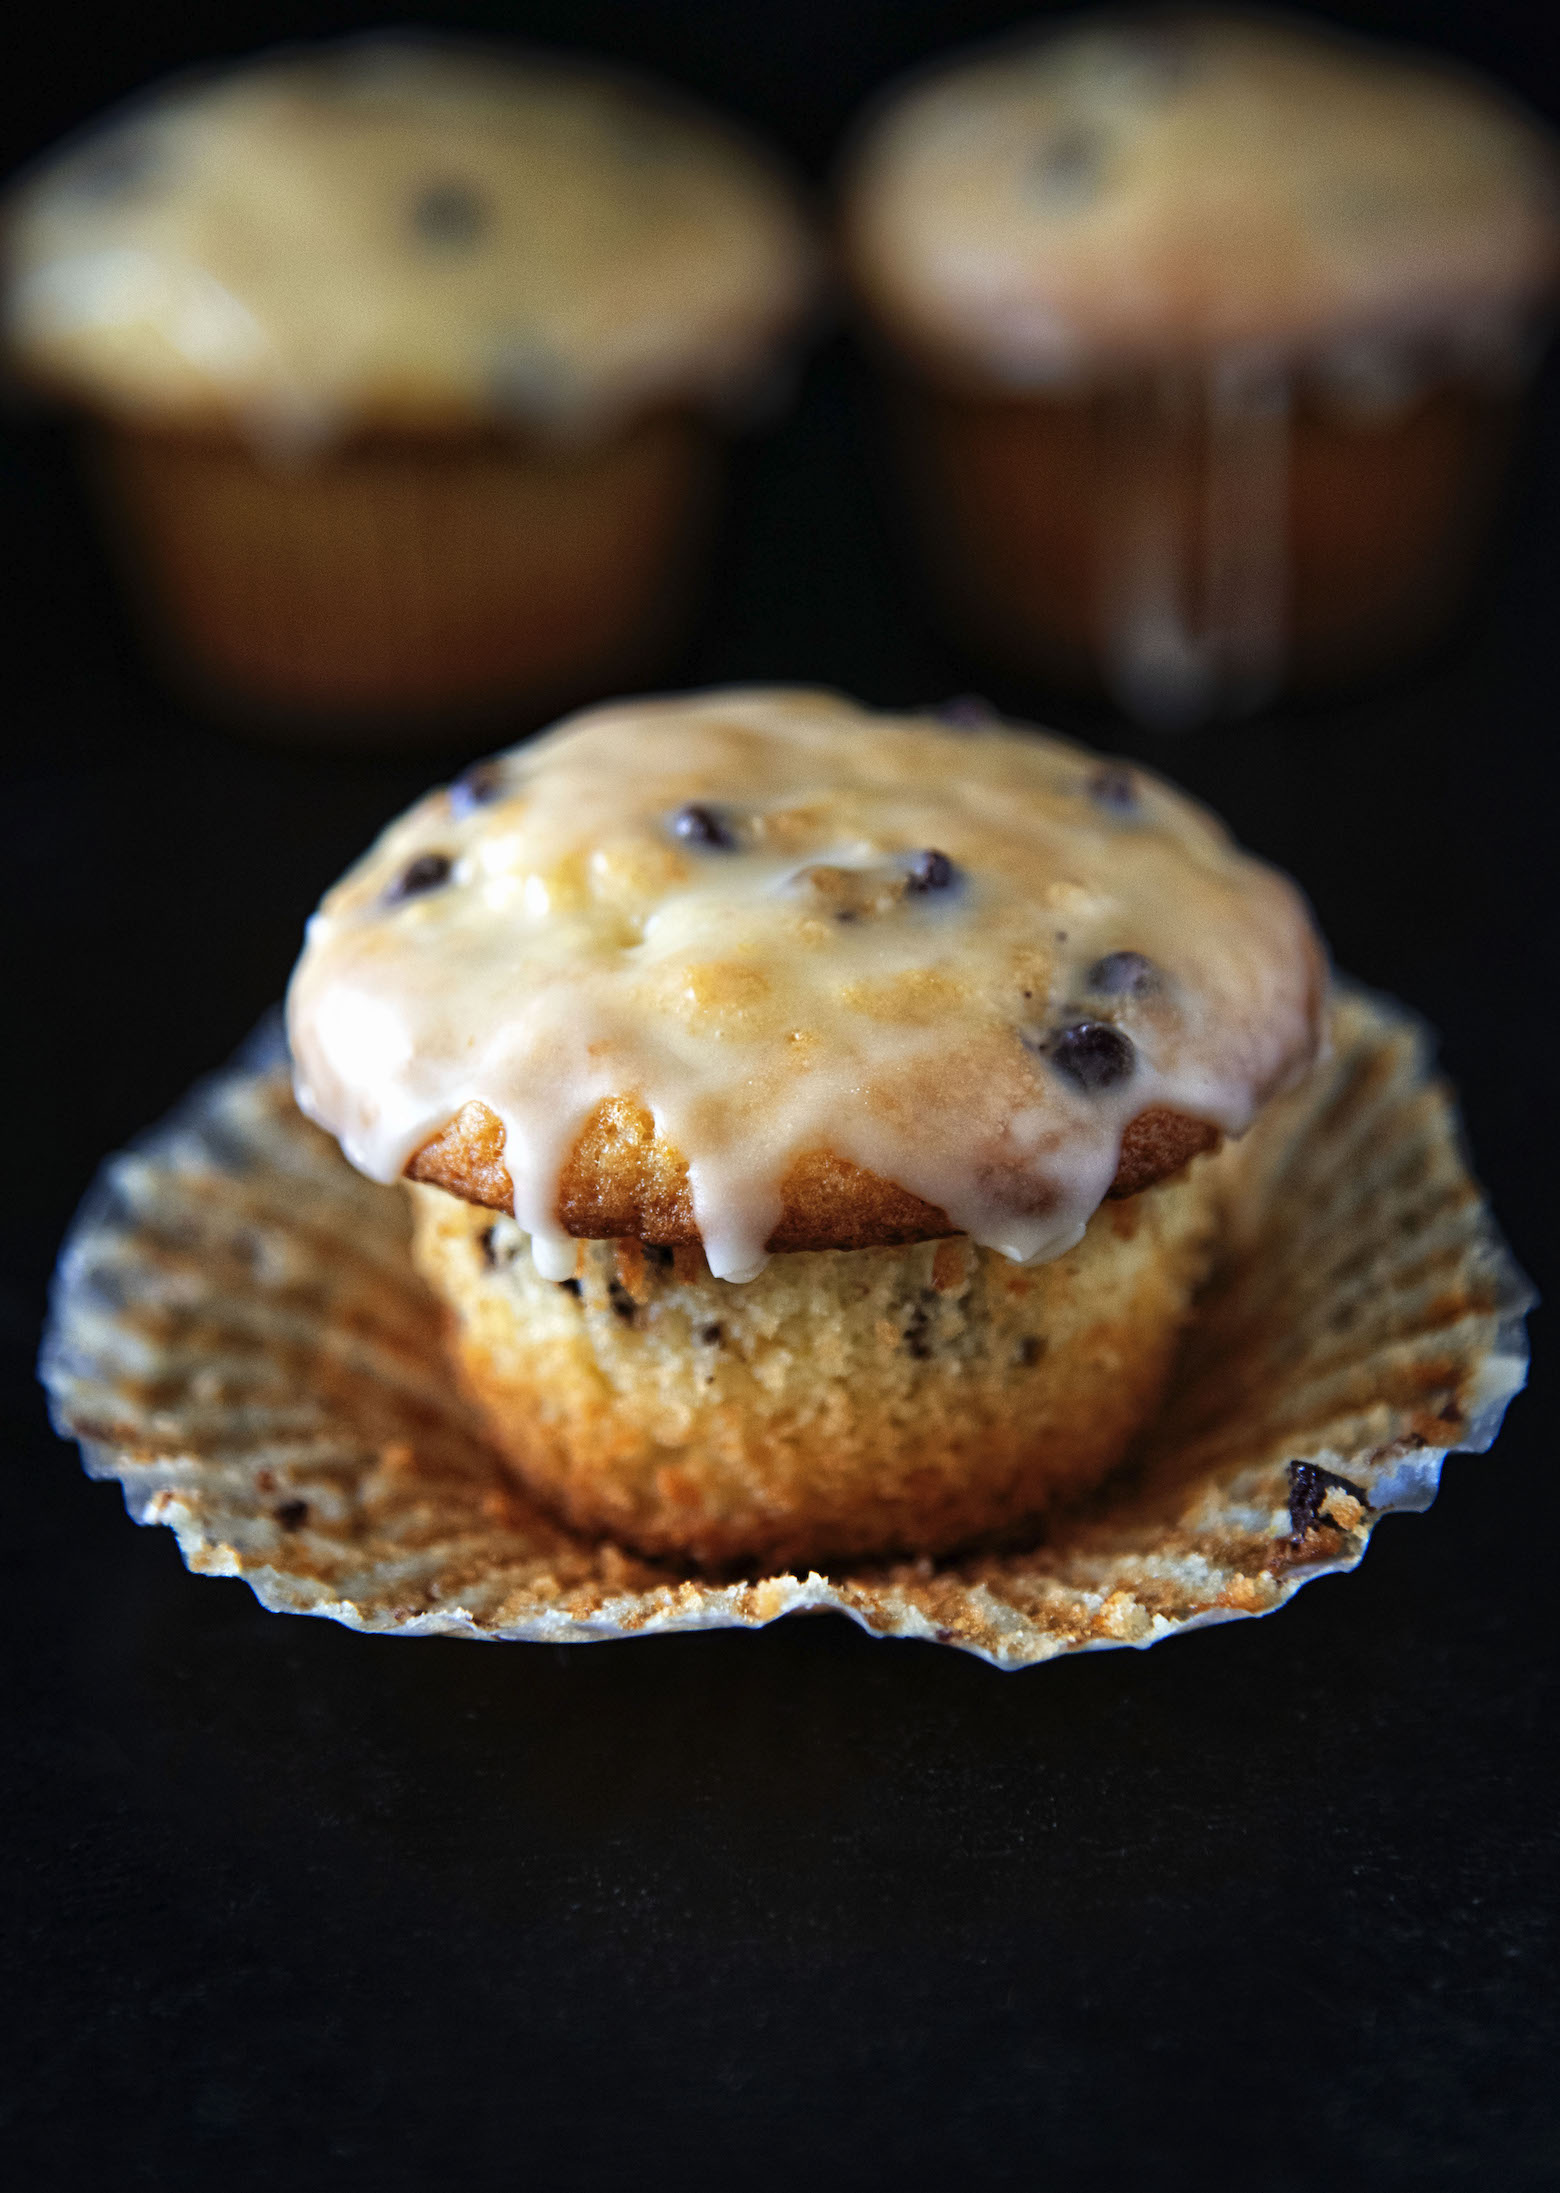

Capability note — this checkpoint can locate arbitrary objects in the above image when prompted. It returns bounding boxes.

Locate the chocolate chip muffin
[3,36,818,731]
[286,688,1325,1567]
[841,10,1560,723]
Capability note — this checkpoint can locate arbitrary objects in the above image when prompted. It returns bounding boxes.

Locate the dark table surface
[4,4,1559,2187]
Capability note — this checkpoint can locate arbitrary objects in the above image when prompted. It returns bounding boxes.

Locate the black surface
[4,5,1559,2187]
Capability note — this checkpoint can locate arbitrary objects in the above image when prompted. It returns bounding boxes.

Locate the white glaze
[3,36,817,450]
[843,11,1560,386]
[1098,355,1291,727]
[287,689,1323,1282]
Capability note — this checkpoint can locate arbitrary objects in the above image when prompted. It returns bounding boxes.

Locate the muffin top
[841,9,1560,385]
[3,36,817,450]
[286,688,1325,1283]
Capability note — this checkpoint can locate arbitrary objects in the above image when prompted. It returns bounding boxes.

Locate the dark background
[4,4,1559,2185]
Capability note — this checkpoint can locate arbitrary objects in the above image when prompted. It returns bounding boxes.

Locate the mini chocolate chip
[1088,764,1138,812]
[1031,123,1106,206]
[902,1299,934,1359]
[671,802,737,850]
[388,852,453,901]
[558,1277,582,1299]
[412,181,489,246]
[1287,1460,1370,1544]
[700,1323,723,1346]
[450,760,504,815]
[906,849,957,895]
[275,1500,309,1532]
[607,1279,638,1324]
[1015,1334,1046,1368]
[934,694,996,727]
[1087,950,1160,997]
[1047,1021,1136,1091]
[647,1244,675,1270]
[478,1226,498,1269]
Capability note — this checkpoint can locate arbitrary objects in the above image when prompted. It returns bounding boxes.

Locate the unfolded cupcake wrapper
[40,985,1533,1669]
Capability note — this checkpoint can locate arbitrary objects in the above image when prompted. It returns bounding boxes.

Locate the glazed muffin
[285,687,1325,1569]
[3,37,817,732]
[840,10,1560,724]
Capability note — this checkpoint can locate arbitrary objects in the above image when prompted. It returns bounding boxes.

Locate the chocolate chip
[388,852,453,901]
[478,1226,498,1269]
[1015,1334,1046,1368]
[412,181,489,246]
[1047,1021,1136,1092]
[905,849,957,895]
[1031,124,1106,207]
[1287,1460,1370,1544]
[450,760,504,815]
[275,1500,309,1532]
[558,1277,582,1299]
[647,1244,675,1270]
[934,695,996,727]
[700,1323,723,1346]
[1086,950,1159,997]
[672,803,737,850]
[902,1298,934,1359]
[1088,764,1138,812]
[607,1279,638,1324]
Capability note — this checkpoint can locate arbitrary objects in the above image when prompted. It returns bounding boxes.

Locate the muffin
[285,687,1325,1569]
[840,10,1560,725]
[3,37,818,731]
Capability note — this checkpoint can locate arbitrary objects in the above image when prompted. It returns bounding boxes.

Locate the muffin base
[91,414,716,736]
[40,987,1531,1665]
[408,1160,1228,1570]
[897,370,1514,720]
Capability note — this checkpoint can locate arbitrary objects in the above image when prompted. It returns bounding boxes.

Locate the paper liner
[41,987,1533,1669]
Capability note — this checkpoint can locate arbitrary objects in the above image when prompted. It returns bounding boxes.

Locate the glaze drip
[286,689,1325,1281]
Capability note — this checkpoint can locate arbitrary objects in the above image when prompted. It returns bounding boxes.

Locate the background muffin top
[286,688,1325,1284]
[841,7,1560,383]
[3,34,820,450]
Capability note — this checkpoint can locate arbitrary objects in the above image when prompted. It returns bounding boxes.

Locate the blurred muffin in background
[3,35,819,737]
[840,8,1560,726]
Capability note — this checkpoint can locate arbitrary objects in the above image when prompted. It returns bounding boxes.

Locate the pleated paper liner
[41,986,1533,1670]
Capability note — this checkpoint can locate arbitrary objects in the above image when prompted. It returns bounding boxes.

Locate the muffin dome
[4,34,818,448]
[842,9,1560,384]
[287,688,1325,1284]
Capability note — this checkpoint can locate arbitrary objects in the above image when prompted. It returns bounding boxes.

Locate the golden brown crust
[1107,1107,1222,1200]
[405,1092,1223,1247]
